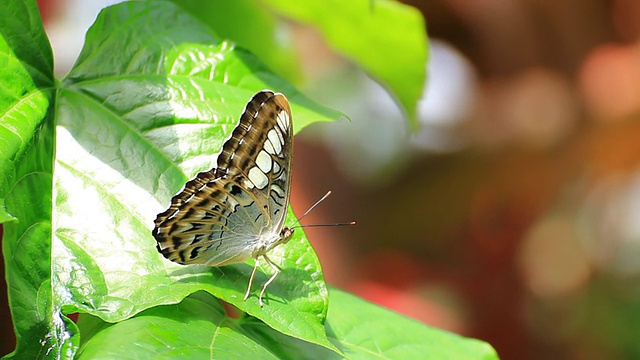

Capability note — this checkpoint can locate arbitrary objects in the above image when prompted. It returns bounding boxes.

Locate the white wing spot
[268,129,282,154]
[274,125,285,146]
[277,111,289,131]
[256,150,272,173]
[272,161,280,173]
[248,166,268,189]
[271,184,284,197]
[264,138,276,155]
[242,178,255,189]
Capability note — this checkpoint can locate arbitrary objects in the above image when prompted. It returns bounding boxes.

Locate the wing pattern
[153,90,294,271]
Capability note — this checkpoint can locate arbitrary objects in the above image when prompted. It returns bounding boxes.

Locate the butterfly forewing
[153,90,293,268]
[215,90,293,233]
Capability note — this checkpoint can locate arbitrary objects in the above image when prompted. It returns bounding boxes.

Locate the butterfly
[153,90,294,307]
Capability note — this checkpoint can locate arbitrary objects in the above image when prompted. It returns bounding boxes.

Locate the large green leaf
[76,292,324,359]
[76,292,283,359]
[1,0,342,357]
[262,0,428,128]
[54,0,340,353]
[76,289,500,359]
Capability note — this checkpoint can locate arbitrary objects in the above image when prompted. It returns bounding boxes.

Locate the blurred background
[297,1,640,359]
[3,0,640,359]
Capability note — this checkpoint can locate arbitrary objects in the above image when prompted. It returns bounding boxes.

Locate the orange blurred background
[4,1,640,359]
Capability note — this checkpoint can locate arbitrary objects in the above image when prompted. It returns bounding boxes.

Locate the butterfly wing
[214,90,293,237]
[153,90,293,266]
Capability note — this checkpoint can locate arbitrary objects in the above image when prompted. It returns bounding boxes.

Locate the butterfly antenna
[293,191,333,226]
[298,221,356,228]
[292,191,356,228]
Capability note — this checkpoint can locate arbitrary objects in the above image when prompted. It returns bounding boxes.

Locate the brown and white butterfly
[153,90,294,307]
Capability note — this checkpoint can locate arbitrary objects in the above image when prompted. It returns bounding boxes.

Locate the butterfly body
[153,90,294,306]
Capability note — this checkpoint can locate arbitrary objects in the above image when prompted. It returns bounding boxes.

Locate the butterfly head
[278,226,295,245]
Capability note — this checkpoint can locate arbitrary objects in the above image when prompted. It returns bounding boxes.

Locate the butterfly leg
[258,254,281,307]
[244,259,260,301]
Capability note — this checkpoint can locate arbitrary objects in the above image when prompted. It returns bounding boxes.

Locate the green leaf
[170,0,301,83]
[0,0,71,358]
[76,292,279,359]
[77,289,499,359]
[262,0,428,128]
[326,289,499,359]
[76,292,328,359]
[54,0,339,354]
[75,293,310,359]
